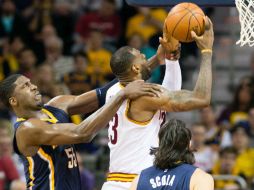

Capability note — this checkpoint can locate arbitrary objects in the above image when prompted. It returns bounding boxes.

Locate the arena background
[0,0,253,190]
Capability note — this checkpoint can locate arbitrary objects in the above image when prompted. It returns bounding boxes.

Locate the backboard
[126,0,236,7]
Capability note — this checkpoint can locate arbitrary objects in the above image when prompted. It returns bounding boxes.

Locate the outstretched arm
[16,81,162,156]
[133,16,213,112]
[47,79,118,115]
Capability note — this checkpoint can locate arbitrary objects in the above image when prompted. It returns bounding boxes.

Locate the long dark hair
[150,119,195,170]
[231,77,254,112]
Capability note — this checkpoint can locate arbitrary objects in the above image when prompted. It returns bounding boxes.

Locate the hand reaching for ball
[191,16,214,51]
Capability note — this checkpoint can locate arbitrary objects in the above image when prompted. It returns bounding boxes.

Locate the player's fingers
[191,31,199,39]
[203,16,210,30]
[143,82,161,89]
[143,88,161,97]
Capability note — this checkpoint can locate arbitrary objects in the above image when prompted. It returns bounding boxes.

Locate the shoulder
[190,168,214,190]
[46,95,74,111]
[17,118,46,132]
[131,84,168,111]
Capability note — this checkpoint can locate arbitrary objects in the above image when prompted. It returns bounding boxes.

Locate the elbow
[77,132,94,143]
[200,97,211,108]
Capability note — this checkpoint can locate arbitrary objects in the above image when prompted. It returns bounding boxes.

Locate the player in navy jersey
[0,73,161,190]
[130,119,214,190]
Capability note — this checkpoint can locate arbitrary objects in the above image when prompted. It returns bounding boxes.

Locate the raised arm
[133,16,213,112]
[16,81,161,156]
[47,79,118,115]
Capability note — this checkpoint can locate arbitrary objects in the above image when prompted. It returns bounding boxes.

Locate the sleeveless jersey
[105,83,166,182]
[137,164,197,190]
[13,105,81,190]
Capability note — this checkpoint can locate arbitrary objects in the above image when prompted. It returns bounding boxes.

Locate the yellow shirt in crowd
[126,9,167,42]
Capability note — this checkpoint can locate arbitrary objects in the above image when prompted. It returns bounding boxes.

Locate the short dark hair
[151,119,195,170]
[219,146,238,157]
[110,46,135,76]
[0,74,22,106]
[230,123,250,137]
[73,51,88,60]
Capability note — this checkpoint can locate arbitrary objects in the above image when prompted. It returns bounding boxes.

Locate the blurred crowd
[0,0,253,190]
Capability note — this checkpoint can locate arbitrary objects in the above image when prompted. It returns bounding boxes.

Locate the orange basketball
[165,2,205,43]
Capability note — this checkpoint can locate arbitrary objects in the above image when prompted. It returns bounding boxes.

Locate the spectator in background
[0,120,19,190]
[16,48,37,79]
[44,36,74,81]
[76,152,95,190]
[126,7,166,43]
[0,119,25,182]
[247,108,254,147]
[200,106,232,149]
[212,147,240,190]
[24,0,53,38]
[63,52,92,95]
[85,30,113,87]
[52,1,76,55]
[75,0,121,46]
[0,0,29,44]
[0,37,24,80]
[32,24,57,63]
[191,124,218,172]
[217,80,254,128]
[33,64,60,102]
[230,124,254,181]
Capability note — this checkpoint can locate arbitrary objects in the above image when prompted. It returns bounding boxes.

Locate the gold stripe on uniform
[27,157,35,190]
[41,109,58,123]
[125,100,152,126]
[107,173,138,182]
[38,148,55,190]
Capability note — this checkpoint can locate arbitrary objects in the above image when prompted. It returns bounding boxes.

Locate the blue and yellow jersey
[13,105,81,190]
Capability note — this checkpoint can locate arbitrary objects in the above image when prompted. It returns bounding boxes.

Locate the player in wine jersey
[130,119,214,190]
[0,74,161,190]
[102,16,214,190]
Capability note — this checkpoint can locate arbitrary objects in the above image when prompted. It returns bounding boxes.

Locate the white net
[235,0,254,46]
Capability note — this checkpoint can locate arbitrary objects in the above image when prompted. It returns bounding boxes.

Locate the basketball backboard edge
[126,0,236,7]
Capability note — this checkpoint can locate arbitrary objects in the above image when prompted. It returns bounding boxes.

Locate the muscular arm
[134,52,212,112]
[16,81,162,156]
[16,90,127,156]
[190,169,214,190]
[47,79,118,115]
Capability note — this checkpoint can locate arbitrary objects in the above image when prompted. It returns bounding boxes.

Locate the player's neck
[118,75,141,87]
[15,107,44,119]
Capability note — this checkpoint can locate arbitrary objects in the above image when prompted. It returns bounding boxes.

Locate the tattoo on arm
[164,53,212,112]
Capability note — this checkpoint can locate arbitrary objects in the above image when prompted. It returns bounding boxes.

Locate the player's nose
[31,83,38,91]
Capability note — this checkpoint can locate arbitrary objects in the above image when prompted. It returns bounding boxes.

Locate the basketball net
[235,0,254,46]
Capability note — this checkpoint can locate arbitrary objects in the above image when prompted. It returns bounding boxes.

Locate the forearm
[193,52,212,101]
[162,59,182,90]
[67,90,99,115]
[75,91,125,142]
[147,55,160,71]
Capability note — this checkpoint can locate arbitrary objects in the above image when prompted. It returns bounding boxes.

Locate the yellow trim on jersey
[38,148,55,190]
[107,173,138,182]
[27,157,35,189]
[16,118,26,122]
[125,100,153,125]
[119,83,125,89]
[41,109,58,123]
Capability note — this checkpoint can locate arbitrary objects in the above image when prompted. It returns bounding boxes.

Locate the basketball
[165,2,205,43]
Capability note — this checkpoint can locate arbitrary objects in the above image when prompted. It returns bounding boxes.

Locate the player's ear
[131,63,140,74]
[9,97,17,107]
